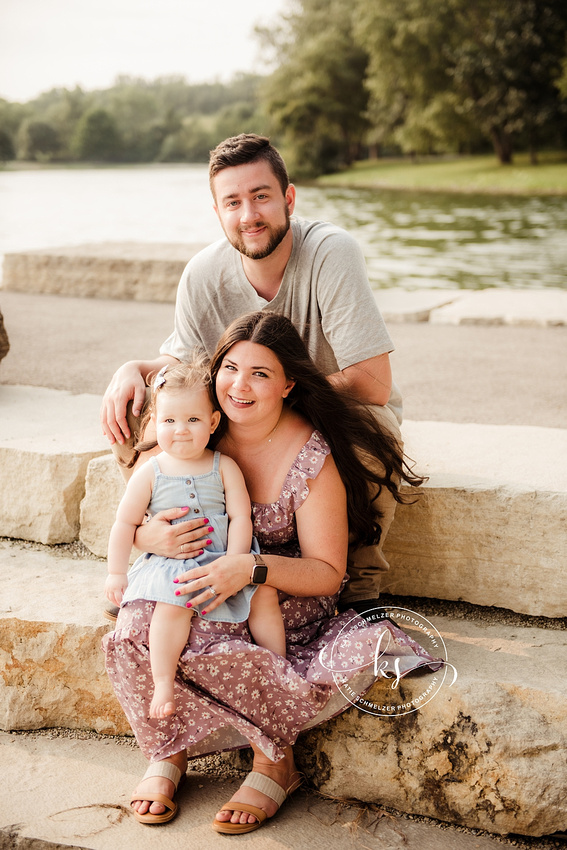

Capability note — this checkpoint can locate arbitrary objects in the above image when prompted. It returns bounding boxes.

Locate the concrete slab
[0,386,109,544]
[1,242,206,303]
[374,288,461,322]
[0,731,522,850]
[429,287,567,326]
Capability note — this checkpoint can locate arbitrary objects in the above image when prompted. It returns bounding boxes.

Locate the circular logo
[322,605,457,717]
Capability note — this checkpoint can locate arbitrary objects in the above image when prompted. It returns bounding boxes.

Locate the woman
[102,311,438,834]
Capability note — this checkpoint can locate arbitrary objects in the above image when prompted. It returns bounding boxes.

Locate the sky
[0,0,289,103]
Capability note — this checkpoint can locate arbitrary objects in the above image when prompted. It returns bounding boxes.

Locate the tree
[355,0,567,164]
[71,108,123,161]
[260,0,370,177]
[0,129,15,162]
[18,119,61,161]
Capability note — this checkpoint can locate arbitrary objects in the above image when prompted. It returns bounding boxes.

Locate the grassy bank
[317,152,567,195]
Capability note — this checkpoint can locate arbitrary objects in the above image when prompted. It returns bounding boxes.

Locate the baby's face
[154,387,220,460]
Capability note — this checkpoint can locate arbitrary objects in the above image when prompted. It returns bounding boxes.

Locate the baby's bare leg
[149,602,194,718]
[247,585,286,657]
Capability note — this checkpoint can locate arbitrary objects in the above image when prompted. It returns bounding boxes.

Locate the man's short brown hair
[209,134,290,198]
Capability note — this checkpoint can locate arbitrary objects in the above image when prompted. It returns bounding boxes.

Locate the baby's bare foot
[150,681,176,718]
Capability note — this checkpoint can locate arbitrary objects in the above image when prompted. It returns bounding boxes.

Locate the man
[101,133,402,615]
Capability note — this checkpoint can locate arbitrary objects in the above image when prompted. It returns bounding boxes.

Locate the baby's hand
[105,574,128,607]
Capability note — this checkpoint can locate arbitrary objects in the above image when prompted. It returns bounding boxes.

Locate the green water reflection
[296,186,567,291]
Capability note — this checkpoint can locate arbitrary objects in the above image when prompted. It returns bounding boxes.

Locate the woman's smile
[215,341,295,425]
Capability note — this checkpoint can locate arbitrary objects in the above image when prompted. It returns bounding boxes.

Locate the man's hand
[101,355,177,445]
[100,361,147,445]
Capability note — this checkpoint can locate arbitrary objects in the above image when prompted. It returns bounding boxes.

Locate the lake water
[1,164,566,291]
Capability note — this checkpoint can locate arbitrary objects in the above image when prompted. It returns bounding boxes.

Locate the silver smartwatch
[251,553,268,584]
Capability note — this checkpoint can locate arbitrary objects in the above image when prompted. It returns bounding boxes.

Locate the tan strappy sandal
[130,761,184,825]
[212,770,303,834]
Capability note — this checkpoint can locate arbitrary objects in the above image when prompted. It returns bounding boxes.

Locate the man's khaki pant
[112,399,401,607]
[340,403,401,610]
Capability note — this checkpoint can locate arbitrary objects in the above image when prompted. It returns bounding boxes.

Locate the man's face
[212,160,296,260]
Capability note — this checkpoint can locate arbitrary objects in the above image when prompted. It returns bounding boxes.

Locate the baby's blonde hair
[149,356,215,413]
[123,352,215,468]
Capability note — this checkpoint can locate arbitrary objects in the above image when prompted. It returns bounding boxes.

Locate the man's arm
[328,352,392,406]
[100,354,179,445]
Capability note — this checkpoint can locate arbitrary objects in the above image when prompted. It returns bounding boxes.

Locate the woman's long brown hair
[209,311,425,549]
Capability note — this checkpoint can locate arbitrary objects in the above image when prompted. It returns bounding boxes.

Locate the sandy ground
[1,289,566,428]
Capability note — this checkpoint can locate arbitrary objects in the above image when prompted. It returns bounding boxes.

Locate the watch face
[253,564,268,584]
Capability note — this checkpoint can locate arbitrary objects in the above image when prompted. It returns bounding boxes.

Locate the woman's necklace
[266,410,283,443]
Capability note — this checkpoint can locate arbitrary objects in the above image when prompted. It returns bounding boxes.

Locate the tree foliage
[260,0,370,176]
[354,0,567,163]
[71,108,123,161]
[0,73,267,165]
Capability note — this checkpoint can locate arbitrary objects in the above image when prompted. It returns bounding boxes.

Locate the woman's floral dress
[102,431,440,763]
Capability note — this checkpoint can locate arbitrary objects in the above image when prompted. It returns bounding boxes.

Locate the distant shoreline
[316,152,567,197]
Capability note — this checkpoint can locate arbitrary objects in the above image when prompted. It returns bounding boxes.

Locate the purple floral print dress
[102,431,439,764]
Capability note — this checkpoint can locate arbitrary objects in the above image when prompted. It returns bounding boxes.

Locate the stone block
[80,454,126,558]
[429,287,567,327]
[296,615,567,837]
[382,421,567,618]
[0,386,110,544]
[374,288,460,322]
[2,242,207,302]
[0,539,129,735]
[3,536,566,837]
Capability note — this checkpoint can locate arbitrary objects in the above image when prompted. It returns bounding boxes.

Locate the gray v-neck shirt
[160,217,402,422]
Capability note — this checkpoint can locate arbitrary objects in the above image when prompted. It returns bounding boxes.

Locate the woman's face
[215,341,295,425]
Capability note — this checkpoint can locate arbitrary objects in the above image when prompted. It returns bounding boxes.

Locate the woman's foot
[214,745,300,827]
[131,751,187,819]
[149,679,176,719]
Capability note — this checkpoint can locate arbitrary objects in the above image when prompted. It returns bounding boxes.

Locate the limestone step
[377,286,567,326]
[2,385,566,616]
[382,420,567,618]
[1,733,523,850]
[2,242,207,303]
[0,385,109,544]
[4,243,566,326]
[1,538,565,839]
[79,421,567,619]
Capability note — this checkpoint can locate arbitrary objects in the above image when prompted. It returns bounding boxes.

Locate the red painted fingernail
[186,602,192,608]
[207,526,214,532]
[205,539,212,545]
[173,578,179,583]
[181,506,189,511]
[198,549,204,556]
[201,610,207,615]
[175,590,180,596]
[203,518,209,523]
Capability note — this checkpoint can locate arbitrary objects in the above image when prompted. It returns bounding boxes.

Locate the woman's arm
[174,455,348,614]
[105,463,154,606]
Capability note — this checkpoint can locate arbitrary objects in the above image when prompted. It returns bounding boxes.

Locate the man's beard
[230,209,290,260]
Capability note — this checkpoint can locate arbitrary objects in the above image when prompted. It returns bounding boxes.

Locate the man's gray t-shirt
[160,217,402,422]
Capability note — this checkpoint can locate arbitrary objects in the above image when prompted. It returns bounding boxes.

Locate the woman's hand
[173,553,253,615]
[134,508,214,559]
